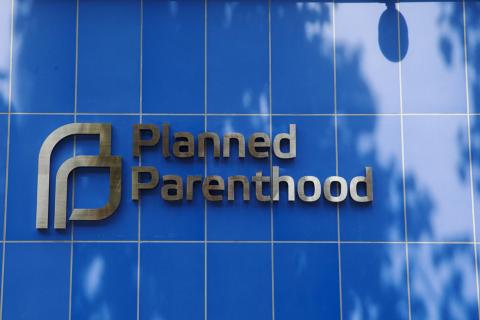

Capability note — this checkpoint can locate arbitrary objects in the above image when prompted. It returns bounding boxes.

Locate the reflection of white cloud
[168,1,178,17]
[259,92,268,115]
[305,21,322,42]
[242,91,252,108]
[90,303,111,320]
[223,3,239,29]
[84,256,104,301]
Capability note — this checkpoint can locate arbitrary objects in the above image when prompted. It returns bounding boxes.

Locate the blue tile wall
[342,243,409,320]
[1,0,479,319]
[274,243,339,320]
[76,0,140,113]
[208,0,269,114]
[11,0,76,113]
[409,244,478,319]
[143,0,204,114]
[208,244,272,320]
[140,243,204,320]
[271,1,334,114]
[72,243,138,320]
[0,0,11,113]
[3,243,70,319]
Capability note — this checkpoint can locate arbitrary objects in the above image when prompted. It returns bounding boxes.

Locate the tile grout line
[396,3,412,320]
[137,0,143,319]
[204,1,208,319]
[4,112,480,117]
[462,1,480,319]
[68,0,80,318]
[332,3,343,319]
[0,0,14,317]
[268,1,275,319]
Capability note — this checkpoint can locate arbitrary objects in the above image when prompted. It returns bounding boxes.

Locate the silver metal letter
[227,176,249,201]
[350,167,373,202]
[323,176,348,203]
[133,124,159,157]
[248,133,270,158]
[297,176,321,202]
[273,124,296,159]
[272,166,295,201]
[132,166,159,200]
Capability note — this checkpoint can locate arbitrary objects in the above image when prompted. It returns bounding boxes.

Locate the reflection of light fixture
[378,2,408,62]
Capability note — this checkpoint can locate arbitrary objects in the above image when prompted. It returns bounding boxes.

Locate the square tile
[207,0,269,114]
[140,243,204,320]
[274,243,339,320]
[273,116,337,241]
[140,116,204,240]
[271,1,334,114]
[74,115,139,240]
[404,116,473,241]
[338,116,405,241]
[342,243,409,320]
[11,0,76,113]
[400,2,467,113]
[7,115,74,240]
[3,243,70,320]
[0,0,11,113]
[143,0,204,114]
[409,244,478,319]
[72,243,137,320]
[207,116,270,241]
[470,115,480,241]
[208,243,272,320]
[0,115,7,238]
[76,0,140,113]
[466,2,480,113]
[335,3,400,114]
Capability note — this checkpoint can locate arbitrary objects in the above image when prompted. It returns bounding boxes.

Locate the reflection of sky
[335,3,400,114]
[401,2,466,113]
[0,0,11,110]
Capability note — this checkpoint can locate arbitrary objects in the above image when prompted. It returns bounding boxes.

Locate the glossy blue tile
[208,0,269,114]
[11,0,76,113]
[409,244,478,319]
[0,0,11,113]
[274,243,339,320]
[271,1,334,114]
[338,116,405,241]
[342,243,409,320]
[470,115,480,241]
[207,116,270,240]
[3,243,70,320]
[0,116,6,238]
[208,243,271,320]
[7,115,74,240]
[143,0,204,114]
[466,1,480,114]
[140,116,204,240]
[77,0,140,113]
[404,116,473,242]
[140,243,204,320]
[72,243,137,320]
[273,116,337,241]
[335,3,400,114]
[74,115,138,240]
[400,2,467,113]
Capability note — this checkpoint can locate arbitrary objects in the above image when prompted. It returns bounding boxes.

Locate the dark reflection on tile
[140,243,204,320]
[3,243,70,320]
[140,116,205,241]
[274,243,339,320]
[208,244,271,320]
[409,244,478,319]
[72,243,137,320]
[12,0,76,113]
[143,0,204,114]
[7,115,74,240]
[400,2,467,113]
[338,116,404,241]
[0,0,11,113]
[77,0,140,113]
[342,244,409,320]
[271,1,333,114]
[273,116,337,241]
[404,116,473,242]
[207,116,270,241]
[74,115,139,240]
[335,3,400,114]
[208,0,268,114]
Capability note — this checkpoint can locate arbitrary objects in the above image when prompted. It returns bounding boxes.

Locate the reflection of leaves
[439,35,453,66]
